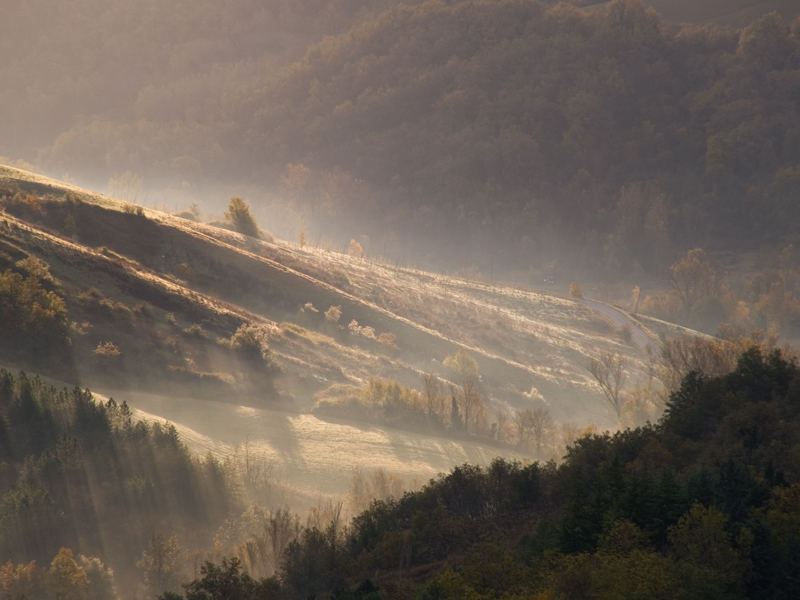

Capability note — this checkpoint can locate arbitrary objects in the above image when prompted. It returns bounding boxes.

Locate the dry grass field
[0,164,687,501]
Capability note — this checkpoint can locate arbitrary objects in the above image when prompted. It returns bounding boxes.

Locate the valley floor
[120,390,529,510]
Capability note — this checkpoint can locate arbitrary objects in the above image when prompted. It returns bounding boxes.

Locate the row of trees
[312,347,596,460]
[1,547,118,600]
[637,245,800,338]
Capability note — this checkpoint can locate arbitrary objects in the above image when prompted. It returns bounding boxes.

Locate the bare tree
[421,372,444,423]
[669,248,715,314]
[658,335,736,392]
[461,381,484,434]
[239,507,300,578]
[588,352,627,419]
[494,407,510,443]
[443,349,485,433]
[514,409,533,450]
[514,407,552,454]
[529,406,552,456]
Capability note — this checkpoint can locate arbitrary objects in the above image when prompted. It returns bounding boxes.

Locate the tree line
[165,346,800,599]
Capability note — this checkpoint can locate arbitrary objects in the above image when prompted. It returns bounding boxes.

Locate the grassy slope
[0,164,675,496]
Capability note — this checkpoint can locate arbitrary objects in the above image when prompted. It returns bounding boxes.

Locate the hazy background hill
[646,0,799,26]
[2,0,800,337]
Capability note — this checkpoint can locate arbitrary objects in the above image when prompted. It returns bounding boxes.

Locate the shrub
[348,319,375,339]
[225,197,260,238]
[347,239,364,258]
[93,341,121,357]
[0,267,70,367]
[377,332,398,349]
[325,305,342,324]
[229,324,274,371]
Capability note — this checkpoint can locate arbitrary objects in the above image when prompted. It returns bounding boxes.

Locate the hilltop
[0,165,687,500]
[644,0,800,26]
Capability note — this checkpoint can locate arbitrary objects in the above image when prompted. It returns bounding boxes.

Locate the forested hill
[0,370,237,597]
[645,0,800,26]
[239,0,800,275]
[168,347,800,599]
[8,0,797,280]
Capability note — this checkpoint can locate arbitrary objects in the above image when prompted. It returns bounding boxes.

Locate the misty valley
[2,0,800,598]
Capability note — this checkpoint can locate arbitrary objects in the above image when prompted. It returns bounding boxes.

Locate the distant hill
[645,0,800,26]
[578,0,800,26]
[229,0,800,279]
[5,0,796,285]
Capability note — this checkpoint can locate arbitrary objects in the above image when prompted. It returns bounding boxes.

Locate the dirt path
[580,298,655,354]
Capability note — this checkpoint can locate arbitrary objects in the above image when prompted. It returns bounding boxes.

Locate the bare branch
[588,352,627,418]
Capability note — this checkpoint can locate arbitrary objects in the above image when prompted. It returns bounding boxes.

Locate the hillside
[0,164,685,501]
[582,0,800,26]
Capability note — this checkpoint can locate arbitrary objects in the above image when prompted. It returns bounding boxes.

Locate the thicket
[313,348,536,452]
[637,245,800,338]
[0,254,71,371]
[169,347,800,599]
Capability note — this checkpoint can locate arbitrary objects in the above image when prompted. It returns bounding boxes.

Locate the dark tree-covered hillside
[169,347,800,599]
[0,370,239,596]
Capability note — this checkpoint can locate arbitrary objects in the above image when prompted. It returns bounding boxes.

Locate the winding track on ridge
[579,298,656,354]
